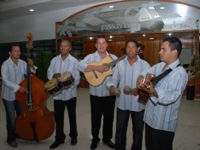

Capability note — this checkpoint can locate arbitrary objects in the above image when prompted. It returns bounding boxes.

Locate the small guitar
[138,73,156,103]
[84,54,126,86]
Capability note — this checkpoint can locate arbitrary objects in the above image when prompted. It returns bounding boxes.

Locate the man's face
[9,46,21,59]
[159,41,176,63]
[126,42,139,59]
[95,38,108,53]
[60,41,71,55]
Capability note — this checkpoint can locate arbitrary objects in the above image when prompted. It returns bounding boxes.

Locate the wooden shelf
[185,67,195,71]
[32,39,56,57]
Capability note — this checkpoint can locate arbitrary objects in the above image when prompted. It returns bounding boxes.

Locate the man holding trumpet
[107,39,150,150]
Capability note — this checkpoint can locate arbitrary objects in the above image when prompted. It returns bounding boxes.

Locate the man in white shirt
[78,37,117,150]
[108,39,150,150]
[1,44,36,147]
[47,40,80,149]
[137,37,188,150]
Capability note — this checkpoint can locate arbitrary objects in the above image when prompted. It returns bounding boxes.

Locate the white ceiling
[0,0,119,20]
[54,1,200,36]
[0,0,199,21]
[0,0,199,40]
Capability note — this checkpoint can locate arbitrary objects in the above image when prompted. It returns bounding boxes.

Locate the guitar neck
[107,54,126,67]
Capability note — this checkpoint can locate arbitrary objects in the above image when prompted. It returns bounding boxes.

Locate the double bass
[15,33,55,142]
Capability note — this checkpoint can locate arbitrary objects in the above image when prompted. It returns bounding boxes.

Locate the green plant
[33,49,57,82]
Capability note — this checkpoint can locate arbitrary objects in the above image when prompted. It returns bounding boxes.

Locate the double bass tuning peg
[26,33,33,49]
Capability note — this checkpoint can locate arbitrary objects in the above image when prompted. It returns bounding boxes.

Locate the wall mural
[56,1,200,38]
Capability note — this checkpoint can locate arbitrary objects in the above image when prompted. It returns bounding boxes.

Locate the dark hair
[96,36,107,43]
[163,37,182,57]
[9,43,20,52]
[126,39,139,47]
[138,43,145,51]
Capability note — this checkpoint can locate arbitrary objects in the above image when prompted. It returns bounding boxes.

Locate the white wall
[179,48,193,66]
[0,1,114,43]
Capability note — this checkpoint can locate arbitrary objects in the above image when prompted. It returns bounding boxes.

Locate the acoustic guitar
[84,54,126,86]
[138,66,175,103]
[138,73,156,103]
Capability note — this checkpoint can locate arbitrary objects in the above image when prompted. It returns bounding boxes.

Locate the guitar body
[138,89,149,103]
[84,57,113,86]
[138,73,156,103]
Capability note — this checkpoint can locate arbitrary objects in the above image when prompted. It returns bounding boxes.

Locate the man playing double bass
[1,44,36,148]
[47,40,80,149]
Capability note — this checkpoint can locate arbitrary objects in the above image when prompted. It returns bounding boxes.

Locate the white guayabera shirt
[78,51,118,97]
[141,59,188,132]
[47,54,80,101]
[1,57,36,101]
[107,55,150,112]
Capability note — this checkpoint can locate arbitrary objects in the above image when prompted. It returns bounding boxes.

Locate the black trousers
[145,124,175,150]
[54,97,77,141]
[115,108,144,150]
[90,95,116,143]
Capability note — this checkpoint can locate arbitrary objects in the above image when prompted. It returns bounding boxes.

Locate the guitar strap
[108,53,114,60]
[152,64,180,85]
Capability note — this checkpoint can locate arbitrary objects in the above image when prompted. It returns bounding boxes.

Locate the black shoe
[71,138,77,145]
[103,140,115,149]
[50,140,64,149]
[90,141,99,150]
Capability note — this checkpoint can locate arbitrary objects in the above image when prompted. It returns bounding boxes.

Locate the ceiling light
[177,4,187,16]
[168,33,171,36]
[150,38,154,40]
[109,5,114,8]
[29,9,34,12]
[160,7,165,9]
[89,37,92,40]
[143,34,146,36]
[148,7,155,10]
[110,36,112,38]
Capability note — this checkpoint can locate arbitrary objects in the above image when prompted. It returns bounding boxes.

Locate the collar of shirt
[167,59,180,70]
[8,56,22,66]
[124,55,141,65]
[94,51,110,59]
[58,53,72,61]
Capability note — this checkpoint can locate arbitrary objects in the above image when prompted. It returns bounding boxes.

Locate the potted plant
[33,49,57,82]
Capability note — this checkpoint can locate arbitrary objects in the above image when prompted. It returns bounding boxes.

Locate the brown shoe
[8,141,18,147]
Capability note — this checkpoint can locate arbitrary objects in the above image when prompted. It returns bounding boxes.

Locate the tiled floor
[0,86,200,150]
